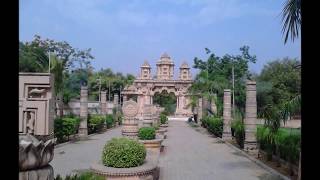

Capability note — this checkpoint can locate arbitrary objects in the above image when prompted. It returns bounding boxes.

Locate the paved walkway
[159,121,282,180]
[51,121,282,179]
[50,127,122,177]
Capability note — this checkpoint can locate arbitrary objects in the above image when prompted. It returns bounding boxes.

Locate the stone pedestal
[79,86,88,139]
[198,97,203,122]
[101,91,107,115]
[19,165,54,180]
[222,89,232,140]
[122,99,139,137]
[244,81,257,151]
[114,94,119,106]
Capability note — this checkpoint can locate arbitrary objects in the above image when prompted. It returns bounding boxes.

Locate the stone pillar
[211,94,217,115]
[198,97,203,121]
[122,99,139,138]
[114,94,119,105]
[100,91,107,115]
[244,81,257,151]
[143,104,153,127]
[123,95,127,102]
[222,89,232,140]
[79,86,88,138]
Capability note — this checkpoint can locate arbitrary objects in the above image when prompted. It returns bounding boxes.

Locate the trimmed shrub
[105,114,114,128]
[88,115,105,134]
[54,117,80,143]
[55,171,104,180]
[160,114,168,124]
[207,116,223,137]
[231,120,245,148]
[153,123,160,130]
[138,127,156,140]
[102,138,146,168]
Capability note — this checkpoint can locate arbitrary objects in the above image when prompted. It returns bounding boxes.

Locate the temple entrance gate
[121,53,193,119]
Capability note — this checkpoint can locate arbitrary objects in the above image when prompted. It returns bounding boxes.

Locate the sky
[19,0,300,78]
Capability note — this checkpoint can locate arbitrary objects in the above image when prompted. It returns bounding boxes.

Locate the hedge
[102,138,146,168]
[257,126,300,164]
[231,120,245,148]
[88,114,105,134]
[201,116,223,137]
[160,113,168,124]
[54,117,80,143]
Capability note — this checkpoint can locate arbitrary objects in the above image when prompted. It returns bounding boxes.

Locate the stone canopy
[121,53,193,117]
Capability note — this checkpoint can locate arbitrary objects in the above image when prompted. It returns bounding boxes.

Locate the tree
[281,0,301,44]
[19,41,49,72]
[190,46,257,116]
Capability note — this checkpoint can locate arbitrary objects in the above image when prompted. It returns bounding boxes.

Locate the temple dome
[180,62,189,69]
[158,52,173,63]
[141,60,151,68]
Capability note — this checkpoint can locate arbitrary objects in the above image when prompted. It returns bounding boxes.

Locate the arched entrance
[153,90,176,115]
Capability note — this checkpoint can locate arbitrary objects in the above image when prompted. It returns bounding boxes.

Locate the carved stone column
[222,89,232,140]
[244,81,257,151]
[123,95,128,102]
[101,91,107,115]
[79,86,88,138]
[113,94,119,106]
[143,104,153,127]
[122,99,139,138]
[211,94,217,115]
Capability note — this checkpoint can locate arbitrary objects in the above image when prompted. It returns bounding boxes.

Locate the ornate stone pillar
[244,81,257,151]
[79,86,88,138]
[143,104,153,127]
[222,89,232,140]
[100,91,107,115]
[122,99,139,138]
[19,73,55,179]
[211,94,217,115]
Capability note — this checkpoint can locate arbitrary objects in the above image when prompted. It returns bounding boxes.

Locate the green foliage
[160,113,168,124]
[102,138,146,168]
[231,120,245,148]
[257,126,300,164]
[55,172,104,180]
[88,115,105,134]
[105,114,115,128]
[54,117,80,143]
[190,46,257,116]
[138,127,156,140]
[202,116,223,137]
[153,91,176,115]
[257,58,301,116]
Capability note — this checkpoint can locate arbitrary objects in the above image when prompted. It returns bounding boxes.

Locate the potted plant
[91,137,159,179]
[159,113,168,128]
[138,127,163,152]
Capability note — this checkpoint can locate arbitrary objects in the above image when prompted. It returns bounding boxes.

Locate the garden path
[158,121,283,180]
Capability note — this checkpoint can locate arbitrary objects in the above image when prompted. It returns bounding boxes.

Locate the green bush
[105,114,114,128]
[54,117,80,143]
[160,113,168,124]
[207,116,223,137]
[153,123,160,130]
[102,137,146,168]
[201,116,210,128]
[138,127,156,140]
[55,171,104,180]
[88,115,105,134]
[257,126,300,164]
[231,120,245,148]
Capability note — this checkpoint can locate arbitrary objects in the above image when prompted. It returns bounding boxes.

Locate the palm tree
[281,0,301,44]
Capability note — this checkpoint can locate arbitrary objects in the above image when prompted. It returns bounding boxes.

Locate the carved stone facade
[19,73,55,179]
[101,91,107,115]
[121,53,193,118]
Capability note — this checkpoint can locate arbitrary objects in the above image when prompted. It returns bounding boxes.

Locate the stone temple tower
[156,53,174,80]
[179,62,191,80]
[140,61,152,79]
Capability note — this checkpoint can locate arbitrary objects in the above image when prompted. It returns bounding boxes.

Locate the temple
[121,53,193,118]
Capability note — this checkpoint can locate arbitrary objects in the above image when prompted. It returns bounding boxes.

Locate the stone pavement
[159,121,283,180]
[50,127,122,177]
[51,121,283,179]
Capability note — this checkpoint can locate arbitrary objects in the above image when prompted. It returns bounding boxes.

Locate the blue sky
[19,0,300,78]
